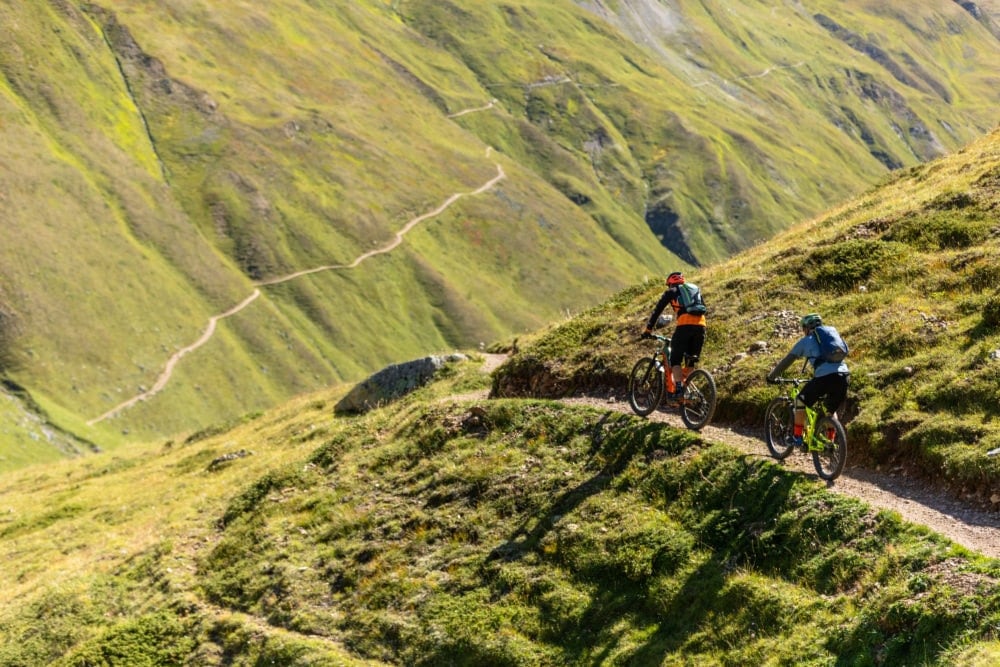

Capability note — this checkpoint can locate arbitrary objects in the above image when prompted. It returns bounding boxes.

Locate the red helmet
[666,271,685,286]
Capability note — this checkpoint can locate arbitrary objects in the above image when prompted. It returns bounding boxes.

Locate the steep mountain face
[0,0,997,462]
[578,0,999,223]
[955,0,1000,38]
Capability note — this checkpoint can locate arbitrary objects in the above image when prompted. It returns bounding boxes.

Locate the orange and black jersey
[645,285,707,330]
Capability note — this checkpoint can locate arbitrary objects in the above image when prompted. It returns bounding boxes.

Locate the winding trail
[448,99,498,118]
[692,60,809,88]
[89,162,505,425]
[564,395,1000,559]
[472,355,1000,558]
[88,290,263,425]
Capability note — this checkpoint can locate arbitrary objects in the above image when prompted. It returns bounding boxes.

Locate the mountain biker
[642,271,707,400]
[766,313,849,448]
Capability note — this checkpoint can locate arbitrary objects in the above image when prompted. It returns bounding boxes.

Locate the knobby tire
[812,415,847,481]
[680,369,717,431]
[628,357,664,417]
[764,397,796,460]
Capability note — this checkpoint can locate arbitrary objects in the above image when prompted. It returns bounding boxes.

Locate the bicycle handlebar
[771,378,807,385]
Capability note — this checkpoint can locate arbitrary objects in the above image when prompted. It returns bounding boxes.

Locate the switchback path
[89,163,506,424]
[691,60,809,88]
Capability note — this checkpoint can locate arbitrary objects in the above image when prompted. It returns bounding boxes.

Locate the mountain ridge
[492,124,1000,512]
[2,0,999,464]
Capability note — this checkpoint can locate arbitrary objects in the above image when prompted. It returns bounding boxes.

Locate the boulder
[335,354,467,413]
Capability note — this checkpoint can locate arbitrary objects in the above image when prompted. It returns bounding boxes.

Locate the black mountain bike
[764,378,847,481]
[627,333,717,430]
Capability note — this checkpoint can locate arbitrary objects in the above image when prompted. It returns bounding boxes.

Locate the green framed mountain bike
[764,378,847,481]
[627,332,717,431]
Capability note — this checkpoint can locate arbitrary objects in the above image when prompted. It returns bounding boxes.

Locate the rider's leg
[793,403,806,438]
[668,327,689,396]
[669,325,705,395]
[822,373,850,418]
[797,378,824,440]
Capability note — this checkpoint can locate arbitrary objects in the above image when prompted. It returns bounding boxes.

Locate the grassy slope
[571,0,1000,259]
[1,0,999,466]
[0,359,997,665]
[493,126,1000,508]
[0,0,680,454]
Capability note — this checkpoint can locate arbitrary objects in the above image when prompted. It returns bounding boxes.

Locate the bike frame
[788,382,830,452]
[649,333,693,394]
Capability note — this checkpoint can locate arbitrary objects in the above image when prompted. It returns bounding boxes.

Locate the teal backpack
[677,283,707,315]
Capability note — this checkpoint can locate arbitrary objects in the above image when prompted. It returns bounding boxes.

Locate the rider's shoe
[791,435,805,451]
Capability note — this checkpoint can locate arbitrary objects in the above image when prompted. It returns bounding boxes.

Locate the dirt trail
[89,162,505,424]
[477,354,1000,559]
[573,399,1000,559]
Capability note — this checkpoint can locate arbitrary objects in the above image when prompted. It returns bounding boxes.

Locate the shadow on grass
[487,412,683,563]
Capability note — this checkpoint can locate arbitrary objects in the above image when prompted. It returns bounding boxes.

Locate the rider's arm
[644,290,674,331]
[766,352,798,383]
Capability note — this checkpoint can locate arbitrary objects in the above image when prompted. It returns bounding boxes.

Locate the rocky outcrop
[335,354,468,413]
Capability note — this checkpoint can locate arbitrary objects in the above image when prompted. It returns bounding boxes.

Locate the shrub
[885,210,992,250]
[982,294,1000,330]
[799,240,900,292]
[970,264,1000,292]
[220,466,304,527]
[60,613,197,667]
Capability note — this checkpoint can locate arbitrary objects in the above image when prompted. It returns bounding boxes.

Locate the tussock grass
[2,357,996,664]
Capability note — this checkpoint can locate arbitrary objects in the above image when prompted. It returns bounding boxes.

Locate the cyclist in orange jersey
[642,271,707,400]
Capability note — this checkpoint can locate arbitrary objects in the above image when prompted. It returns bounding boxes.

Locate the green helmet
[800,313,822,329]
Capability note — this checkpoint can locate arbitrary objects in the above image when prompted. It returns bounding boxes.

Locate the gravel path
[562,395,1000,559]
[477,354,1000,558]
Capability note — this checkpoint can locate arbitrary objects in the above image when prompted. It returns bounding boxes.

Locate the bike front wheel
[627,357,664,417]
[680,369,717,431]
[764,397,796,460]
[812,415,847,481]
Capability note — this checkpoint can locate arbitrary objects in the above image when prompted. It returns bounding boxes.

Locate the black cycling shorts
[669,325,705,367]
[797,373,849,415]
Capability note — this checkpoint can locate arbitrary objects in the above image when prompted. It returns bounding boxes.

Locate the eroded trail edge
[557,395,1000,560]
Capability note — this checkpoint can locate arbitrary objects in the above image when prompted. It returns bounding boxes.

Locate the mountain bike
[764,378,847,481]
[627,332,717,430]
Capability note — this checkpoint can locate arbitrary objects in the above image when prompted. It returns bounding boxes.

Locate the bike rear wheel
[764,397,796,460]
[812,415,847,481]
[680,369,717,431]
[628,357,664,417]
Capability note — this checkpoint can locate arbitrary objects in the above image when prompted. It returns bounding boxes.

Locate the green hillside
[494,126,1000,509]
[1,0,999,465]
[0,360,998,665]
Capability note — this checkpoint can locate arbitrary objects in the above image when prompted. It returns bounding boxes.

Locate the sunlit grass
[3,0,999,465]
[4,357,997,664]
[496,127,1000,507]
